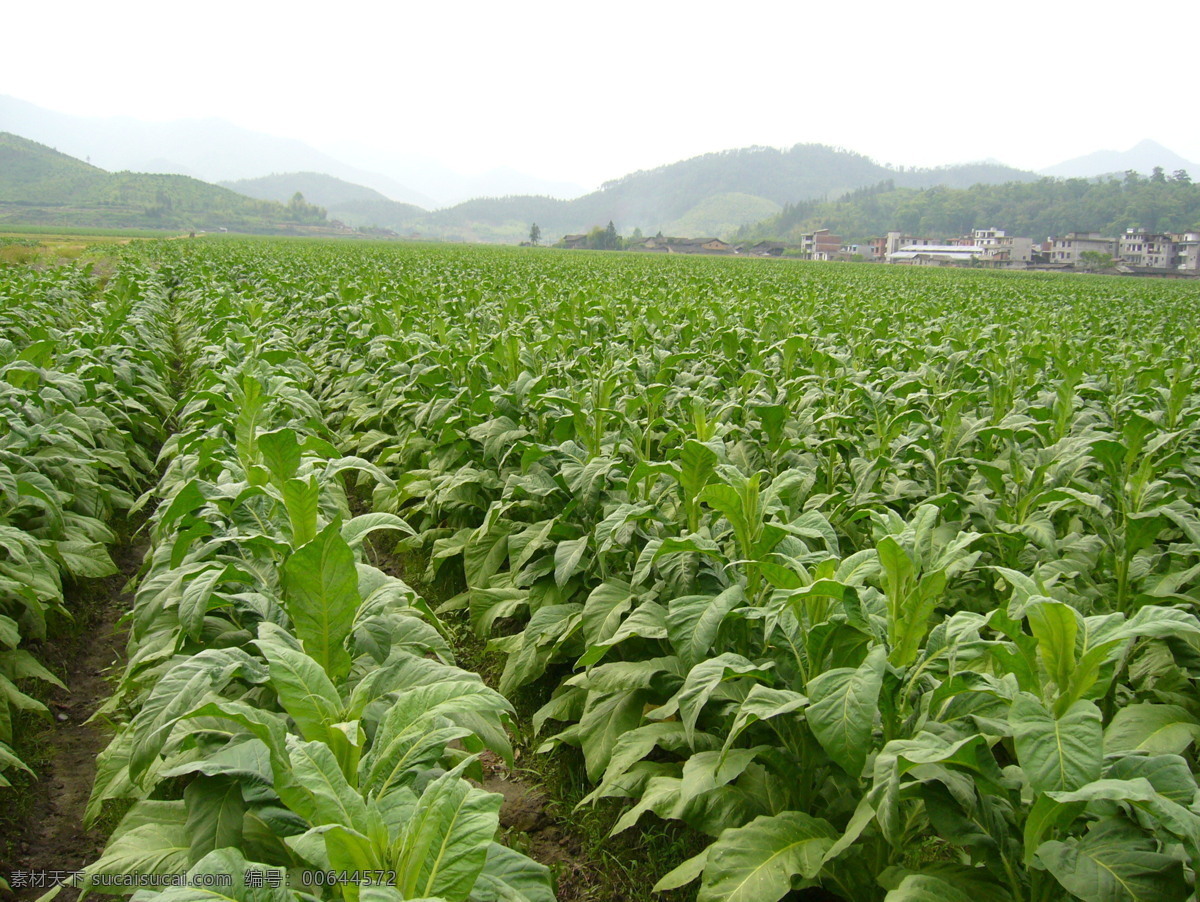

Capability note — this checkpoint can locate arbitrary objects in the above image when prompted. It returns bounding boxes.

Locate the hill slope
[0,132,331,232]
[392,145,1041,242]
[221,172,430,233]
[220,172,396,208]
[737,172,1200,243]
[0,94,436,208]
[0,132,108,202]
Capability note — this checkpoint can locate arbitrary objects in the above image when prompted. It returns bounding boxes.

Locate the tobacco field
[4,240,1200,902]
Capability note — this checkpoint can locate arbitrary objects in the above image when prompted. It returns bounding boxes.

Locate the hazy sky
[4,0,1197,188]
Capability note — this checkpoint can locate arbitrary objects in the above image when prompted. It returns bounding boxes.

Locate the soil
[1,535,146,901]
[477,751,596,899]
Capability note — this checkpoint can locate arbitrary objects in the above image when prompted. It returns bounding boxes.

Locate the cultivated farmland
[4,241,1200,902]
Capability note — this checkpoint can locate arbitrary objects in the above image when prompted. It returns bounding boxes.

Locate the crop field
[3,241,1200,901]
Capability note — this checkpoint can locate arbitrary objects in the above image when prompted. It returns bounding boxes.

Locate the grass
[0,225,179,239]
[0,232,151,269]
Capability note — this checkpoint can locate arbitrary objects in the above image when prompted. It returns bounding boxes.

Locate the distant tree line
[738,168,1200,243]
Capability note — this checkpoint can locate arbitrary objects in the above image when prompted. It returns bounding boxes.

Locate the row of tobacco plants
[14,239,1200,902]
[0,265,171,795]
[36,262,555,901]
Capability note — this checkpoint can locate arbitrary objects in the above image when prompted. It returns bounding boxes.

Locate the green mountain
[323,198,427,232]
[220,171,431,233]
[737,172,1200,243]
[212,145,1040,244]
[0,132,108,202]
[342,144,1040,243]
[0,132,330,232]
[663,192,782,239]
[220,171,393,208]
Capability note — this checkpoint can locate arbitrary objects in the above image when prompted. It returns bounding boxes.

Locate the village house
[888,244,987,266]
[1120,228,1177,269]
[800,229,842,260]
[748,241,786,257]
[1176,232,1200,271]
[1050,232,1118,266]
[659,237,733,254]
[965,228,1034,264]
[874,232,942,259]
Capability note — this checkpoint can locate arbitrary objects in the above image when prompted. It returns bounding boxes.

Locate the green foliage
[13,241,1200,902]
[742,172,1200,243]
[0,132,331,231]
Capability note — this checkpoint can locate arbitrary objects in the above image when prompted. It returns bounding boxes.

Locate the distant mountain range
[1039,140,1200,180]
[2,93,1198,242]
[392,147,1046,241]
[226,146,1044,242]
[0,95,585,208]
[0,133,333,232]
[221,172,426,234]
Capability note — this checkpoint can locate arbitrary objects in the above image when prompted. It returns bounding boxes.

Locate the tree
[603,220,618,250]
[1079,250,1115,270]
[529,223,541,245]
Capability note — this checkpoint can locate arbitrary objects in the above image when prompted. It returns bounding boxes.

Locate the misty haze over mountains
[1039,139,1200,180]
[3,93,1198,243]
[0,95,587,208]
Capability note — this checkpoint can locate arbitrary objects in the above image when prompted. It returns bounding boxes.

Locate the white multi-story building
[968,228,1034,264]
[1119,228,1176,268]
[1174,232,1200,271]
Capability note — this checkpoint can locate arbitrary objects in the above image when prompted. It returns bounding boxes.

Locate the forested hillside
[0,133,330,231]
[739,169,1200,242]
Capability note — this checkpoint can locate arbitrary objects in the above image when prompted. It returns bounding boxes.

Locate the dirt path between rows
[2,535,146,901]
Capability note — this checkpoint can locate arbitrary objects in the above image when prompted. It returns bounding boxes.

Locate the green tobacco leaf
[282,519,360,682]
[79,800,191,894]
[282,476,320,547]
[579,689,649,781]
[697,811,836,902]
[286,736,369,830]
[1106,754,1198,805]
[254,623,343,744]
[54,540,118,579]
[1037,818,1188,902]
[884,874,979,902]
[554,536,589,586]
[258,427,301,482]
[129,649,269,782]
[150,848,290,902]
[183,774,245,865]
[1011,694,1102,793]
[471,843,555,902]
[722,684,808,754]
[395,764,501,900]
[653,847,710,893]
[666,653,772,744]
[1026,601,1079,696]
[806,645,886,778]
[1104,703,1200,756]
[581,579,635,645]
[341,512,416,550]
[667,585,746,669]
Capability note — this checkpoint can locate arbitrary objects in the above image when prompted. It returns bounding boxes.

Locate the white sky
[3,0,1197,189]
